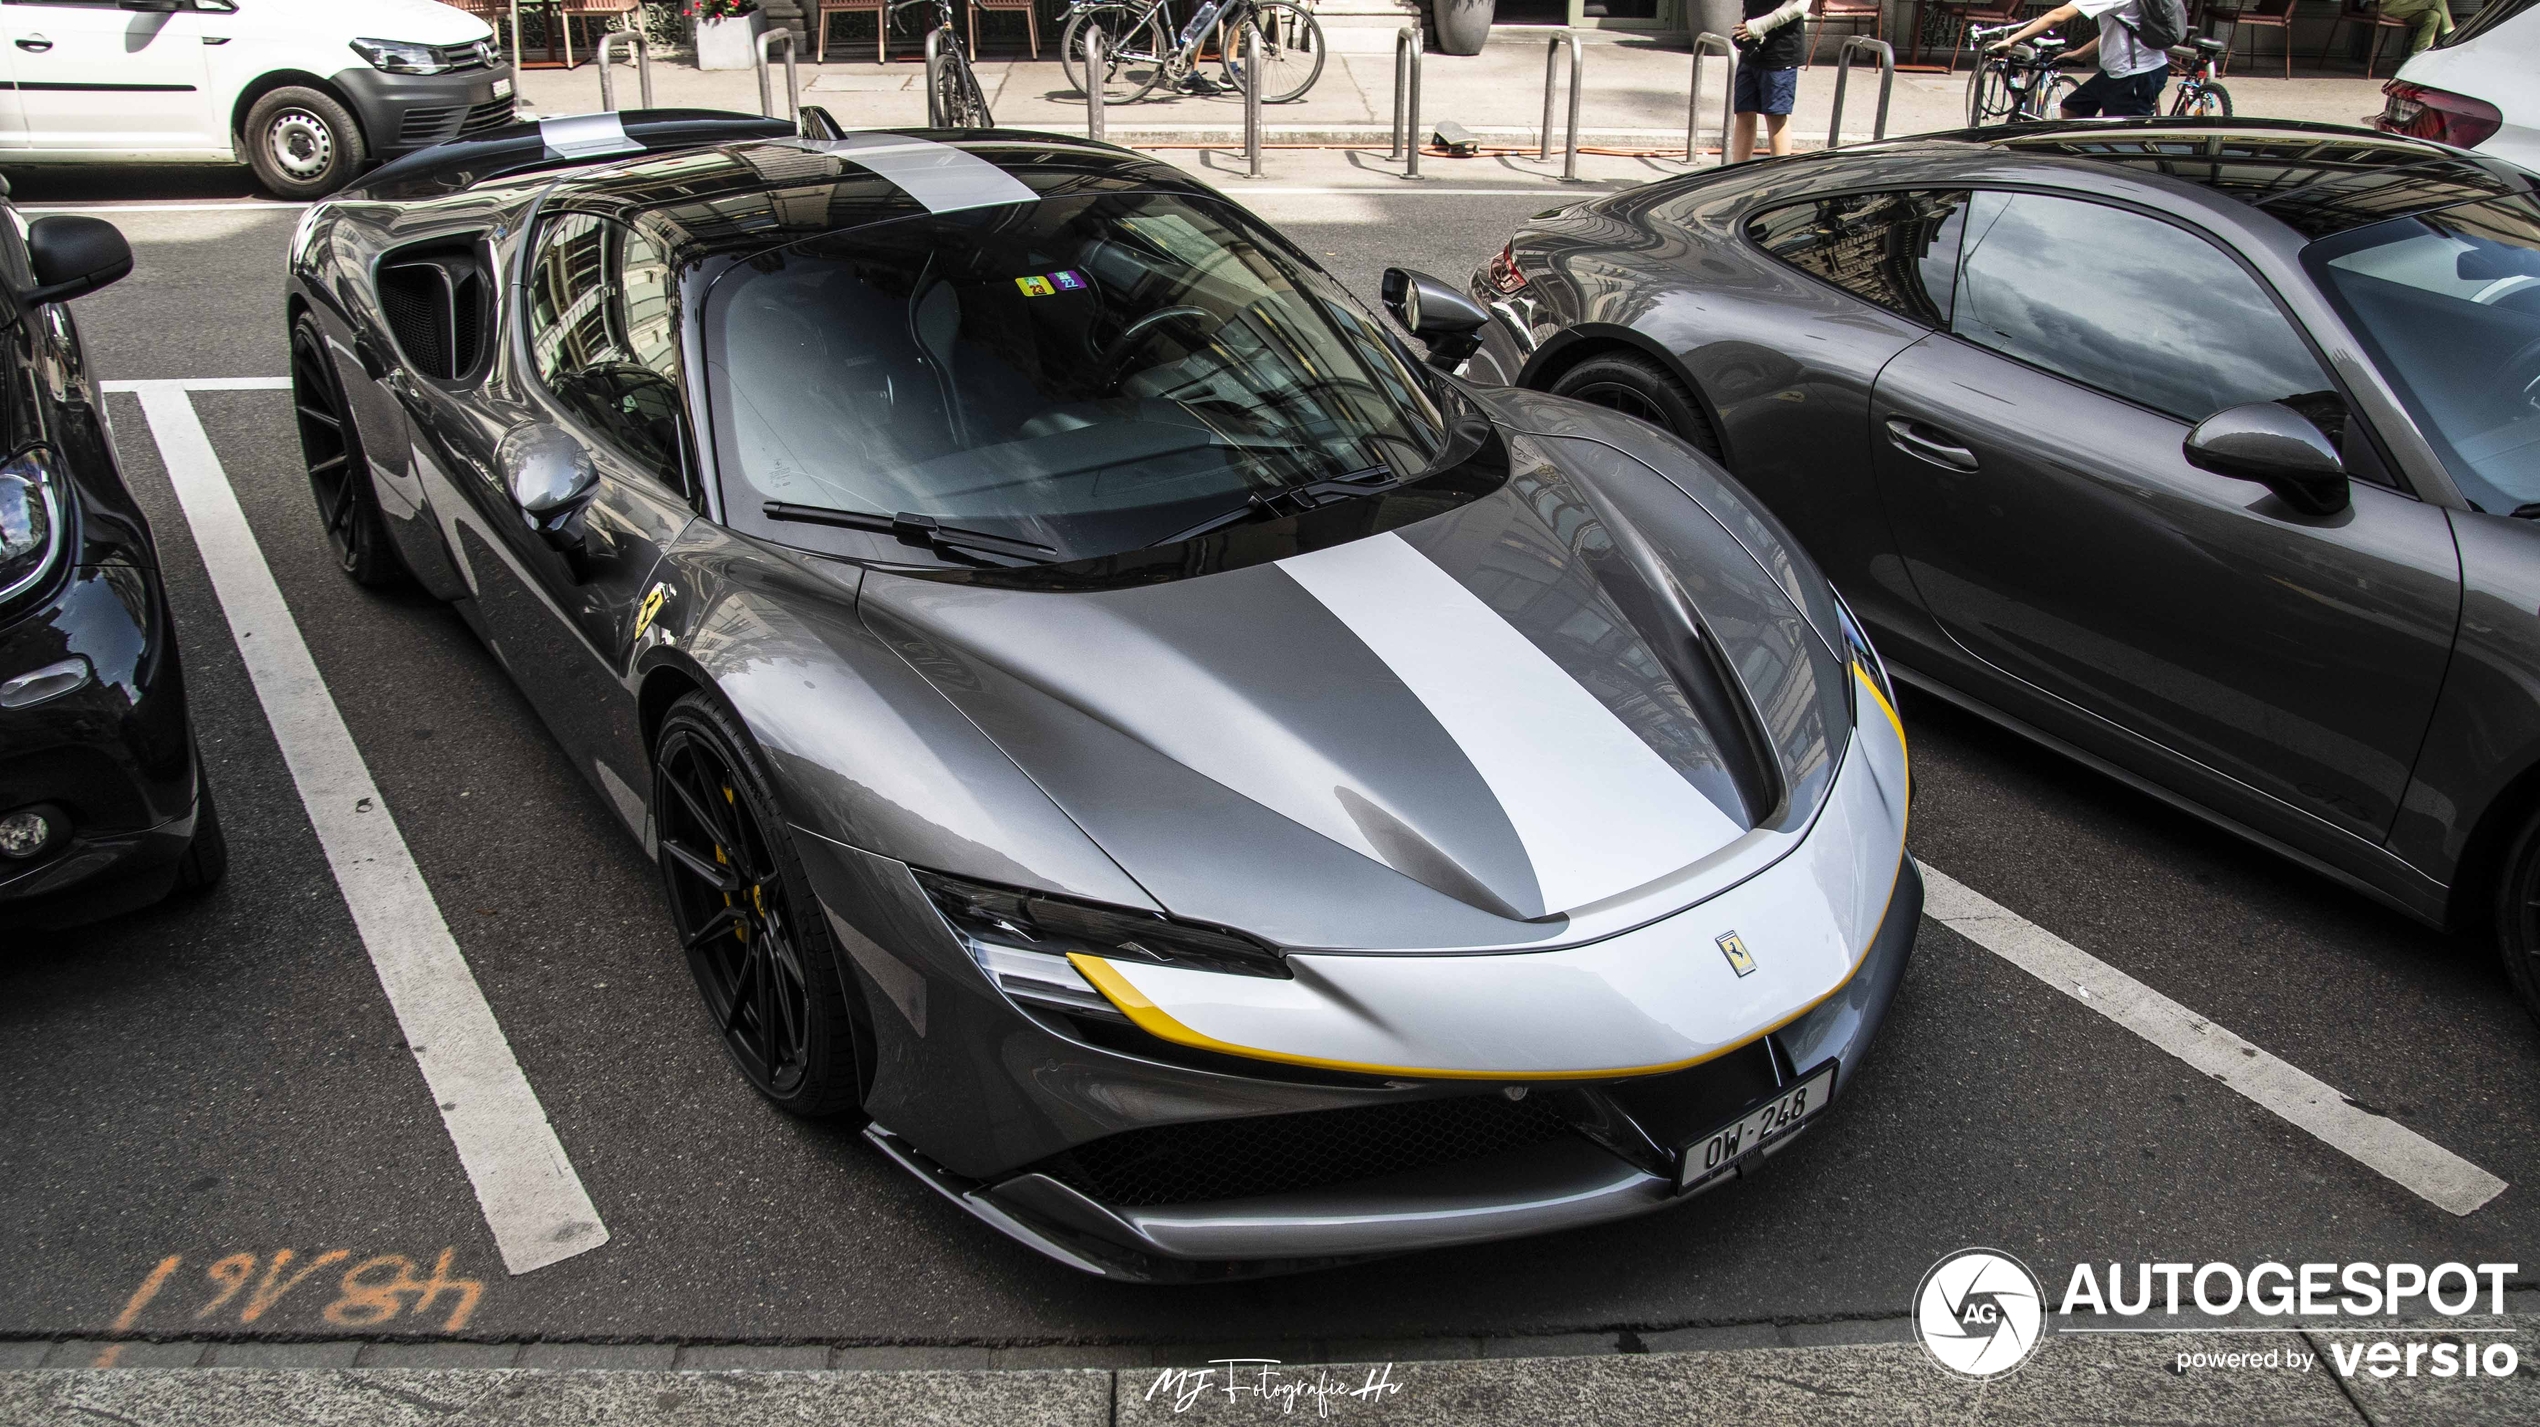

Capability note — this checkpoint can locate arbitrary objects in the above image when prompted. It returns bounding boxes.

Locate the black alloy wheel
[289,316,402,587]
[653,694,866,1117]
[2491,809,2540,1027]
[1547,351,1726,461]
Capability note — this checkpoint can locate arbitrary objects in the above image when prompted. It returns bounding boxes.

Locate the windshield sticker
[1015,271,1087,297]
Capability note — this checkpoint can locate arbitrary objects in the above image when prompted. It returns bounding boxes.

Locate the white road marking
[106,377,289,392]
[1921,866,2509,1217]
[120,380,609,1275]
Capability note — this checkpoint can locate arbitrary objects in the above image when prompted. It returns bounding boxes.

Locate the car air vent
[375,242,492,382]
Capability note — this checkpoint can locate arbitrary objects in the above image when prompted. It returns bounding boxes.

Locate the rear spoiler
[349,106,848,201]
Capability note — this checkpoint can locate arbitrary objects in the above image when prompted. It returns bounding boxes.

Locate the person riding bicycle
[1730,0,1808,161]
[1988,1,2168,118]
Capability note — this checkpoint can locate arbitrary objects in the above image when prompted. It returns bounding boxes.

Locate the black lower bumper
[329,65,518,159]
[880,858,1927,1281]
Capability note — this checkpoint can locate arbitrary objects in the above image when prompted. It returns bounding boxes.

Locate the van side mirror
[2183,401,2348,517]
[21,216,132,305]
[1381,266,1489,370]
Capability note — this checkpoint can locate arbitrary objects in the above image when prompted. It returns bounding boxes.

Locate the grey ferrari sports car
[284,111,1915,1278]
[1463,118,2540,1023]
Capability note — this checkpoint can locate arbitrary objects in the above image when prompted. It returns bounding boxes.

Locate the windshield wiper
[1157,466,1401,546]
[763,501,1056,560]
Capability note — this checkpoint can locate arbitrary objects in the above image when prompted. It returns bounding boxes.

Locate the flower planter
[696,12,769,71]
[1435,0,1494,56]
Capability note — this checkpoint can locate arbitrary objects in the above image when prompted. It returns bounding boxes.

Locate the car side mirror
[1381,266,1489,370]
[21,216,132,306]
[2183,402,2348,517]
[498,423,599,559]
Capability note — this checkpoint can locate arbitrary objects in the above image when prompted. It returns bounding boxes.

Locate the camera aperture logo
[1916,1248,2047,1378]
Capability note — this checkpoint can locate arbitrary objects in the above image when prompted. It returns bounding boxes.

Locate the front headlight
[913,869,1291,980]
[1832,589,1893,711]
[350,38,451,75]
[0,450,64,607]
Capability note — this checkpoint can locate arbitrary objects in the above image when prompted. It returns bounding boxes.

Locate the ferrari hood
[859,428,1850,952]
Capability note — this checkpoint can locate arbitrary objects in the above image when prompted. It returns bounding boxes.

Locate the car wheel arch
[232,71,360,156]
[2439,751,2540,935]
[1519,325,1735,469]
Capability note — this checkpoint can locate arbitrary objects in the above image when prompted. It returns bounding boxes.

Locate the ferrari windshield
[2308,198,2540,511]
[701,192,1452,563]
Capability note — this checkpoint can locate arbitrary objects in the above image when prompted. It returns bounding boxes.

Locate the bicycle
[1964,21,2078,126]
[1060,0,1326,106]
[2165,35,2232,118]
[893,0,992,129]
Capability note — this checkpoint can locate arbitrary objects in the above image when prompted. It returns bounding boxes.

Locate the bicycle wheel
[2180,82,2232,118]
[1966,64,2015,126]
[1220,2,1326,104]
[936,44,995,128]
[2033,75,2080,119]
[1061,5,1172,105]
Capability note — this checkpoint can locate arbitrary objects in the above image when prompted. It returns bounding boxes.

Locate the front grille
[398,106,464,146]
[433,40,497,72]
[1030,1095,1581,1208]
[456,96,516,138]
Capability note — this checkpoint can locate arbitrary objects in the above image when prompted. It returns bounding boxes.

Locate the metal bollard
[596,31,652,113]
[756,28,800,123]
[1827,37,1894,150]
[1084,26,1105,143]
[1539,32,1582,182]
[1687,31,1734,165]
[1242,24,1264,178]
[1390,25,1423,178]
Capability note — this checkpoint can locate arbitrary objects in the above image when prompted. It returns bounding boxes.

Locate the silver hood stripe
[795,133,1037,213]
[1278,530,1745,916]
[537,113,642,161]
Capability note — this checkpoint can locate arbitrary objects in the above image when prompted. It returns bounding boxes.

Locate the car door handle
[1885,417,1979,473]
[15,37,52,53]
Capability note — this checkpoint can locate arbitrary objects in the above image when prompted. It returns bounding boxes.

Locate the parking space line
[118,379,610,1275]
[1921,866,2509,1217]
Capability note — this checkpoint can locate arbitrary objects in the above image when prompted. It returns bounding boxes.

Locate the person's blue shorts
[2062,65,2166,117]
[1733,64,1798,117]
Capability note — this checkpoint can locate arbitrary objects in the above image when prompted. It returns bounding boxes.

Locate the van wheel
[1546,351,1725,462]
[2491,808,2540,1026]
[244,88,365,200]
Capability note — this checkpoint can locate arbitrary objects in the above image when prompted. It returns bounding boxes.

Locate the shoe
[1175,74,1225,95]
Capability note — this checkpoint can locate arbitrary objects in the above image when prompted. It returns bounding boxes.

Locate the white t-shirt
[2073,0,2169,78]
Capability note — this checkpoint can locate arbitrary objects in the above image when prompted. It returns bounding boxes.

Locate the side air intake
[376,244,491,382]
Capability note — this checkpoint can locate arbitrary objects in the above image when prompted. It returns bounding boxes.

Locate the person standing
[1989,0,2169,118]
[1731,0,1809,161]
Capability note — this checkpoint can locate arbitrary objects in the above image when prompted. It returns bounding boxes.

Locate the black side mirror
[498,423,600,569]
[1380,266,1489,370]
[22,216,132,306]
[2183,401,2348,517]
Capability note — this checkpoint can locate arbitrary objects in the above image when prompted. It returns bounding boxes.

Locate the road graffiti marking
[103,1249,486,1343]
[91,1256,183,1368]
[1923,866,2508,1216]
[108,379,609,1274]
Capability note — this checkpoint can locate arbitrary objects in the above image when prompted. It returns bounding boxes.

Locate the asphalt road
[3,157,2536,1354]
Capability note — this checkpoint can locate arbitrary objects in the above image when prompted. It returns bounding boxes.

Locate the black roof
[1967,119,2535,237]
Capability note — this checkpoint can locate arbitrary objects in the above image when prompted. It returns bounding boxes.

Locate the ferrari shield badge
[1717,930,1757,978]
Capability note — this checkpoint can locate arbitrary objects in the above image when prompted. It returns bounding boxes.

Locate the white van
[2380,0,2538,170]
[0,0,512,198]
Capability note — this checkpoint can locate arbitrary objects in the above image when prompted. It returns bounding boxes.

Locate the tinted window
[1748,190,1970,327]
[527,213,689,485]
[2309,198,2540,510]
[1951,192,2330,423]
[701,191,1452,564]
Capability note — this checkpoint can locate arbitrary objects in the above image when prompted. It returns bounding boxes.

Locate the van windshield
[700,191,1452,565]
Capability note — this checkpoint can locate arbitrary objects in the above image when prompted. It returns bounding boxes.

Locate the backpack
[2121,0,2190,52]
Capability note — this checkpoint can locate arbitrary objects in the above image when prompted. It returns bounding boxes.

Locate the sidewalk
[515,28,2393,155]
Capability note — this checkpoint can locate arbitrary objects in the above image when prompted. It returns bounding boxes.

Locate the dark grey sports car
[284,114,1914,1278]
[1459,119,2540,1021]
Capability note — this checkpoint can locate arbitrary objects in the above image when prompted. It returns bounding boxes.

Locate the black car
[1446,120,2540,1019]
[0,195,224,929]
